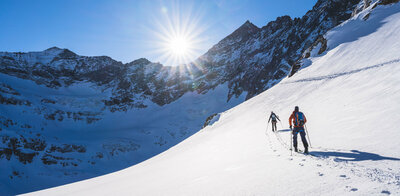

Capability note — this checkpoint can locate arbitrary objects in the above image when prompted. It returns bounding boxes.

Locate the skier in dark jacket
[289,106,309,153]
[268,111,280,132]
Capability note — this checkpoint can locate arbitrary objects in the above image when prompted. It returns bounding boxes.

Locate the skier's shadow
[311,150,400,162]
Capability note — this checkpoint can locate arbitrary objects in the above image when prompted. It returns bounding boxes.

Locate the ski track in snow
[265,127,400,193]
[283,58,400,84]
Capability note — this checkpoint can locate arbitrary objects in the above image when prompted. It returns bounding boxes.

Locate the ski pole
[290,128,293,156]
[304,124,312,148]
[266,121,269,134]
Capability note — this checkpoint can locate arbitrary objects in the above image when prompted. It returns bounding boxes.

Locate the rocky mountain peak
[45,46,63,52]
[262,15,293,32]
[127,58,152,67]
[240,20,259,32]
[204,20,260,56]
[43,46,77,59]
[275,15,292,23]
[225,20,260,41]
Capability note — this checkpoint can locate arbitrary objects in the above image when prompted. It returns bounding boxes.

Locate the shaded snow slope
[28,2,400,195]
[0,72,245,194]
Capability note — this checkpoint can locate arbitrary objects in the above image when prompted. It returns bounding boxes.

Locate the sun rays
[146,1,209,67]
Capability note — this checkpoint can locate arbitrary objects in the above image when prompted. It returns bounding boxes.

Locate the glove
[290,125,292,129]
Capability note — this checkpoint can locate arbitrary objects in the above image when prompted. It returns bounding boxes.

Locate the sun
[145,2,208,66]
[156,31,197,66]
[157,27,200,66]
[169,37,190,56]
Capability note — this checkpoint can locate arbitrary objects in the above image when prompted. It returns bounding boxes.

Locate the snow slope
[27,2,400,195]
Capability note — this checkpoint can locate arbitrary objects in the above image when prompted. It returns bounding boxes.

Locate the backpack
[294,112,305,126]
[271,113,277,121]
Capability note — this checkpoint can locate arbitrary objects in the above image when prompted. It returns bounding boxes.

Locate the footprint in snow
[350,188,358,192]
[340,174,351,180]
[345,186,358,192]
[299,163,304,166]
[381,190,391,195]
[316,164,322,167]
[302,159,306,161]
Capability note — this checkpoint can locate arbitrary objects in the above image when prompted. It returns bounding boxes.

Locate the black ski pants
[293,127,308,149]
[271,120,277,132]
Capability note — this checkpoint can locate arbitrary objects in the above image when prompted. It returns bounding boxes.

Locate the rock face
[0,0,376,194]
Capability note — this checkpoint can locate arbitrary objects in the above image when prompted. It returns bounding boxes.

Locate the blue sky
[0,0,317,66]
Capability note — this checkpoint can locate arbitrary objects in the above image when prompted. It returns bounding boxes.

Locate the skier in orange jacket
[289,106,309,153]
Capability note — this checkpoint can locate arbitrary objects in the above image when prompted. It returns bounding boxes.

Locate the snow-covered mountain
[0,0,394,194]
[27,1,400,195]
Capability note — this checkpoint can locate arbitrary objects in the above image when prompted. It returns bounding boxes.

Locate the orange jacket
[289,111,307,127]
